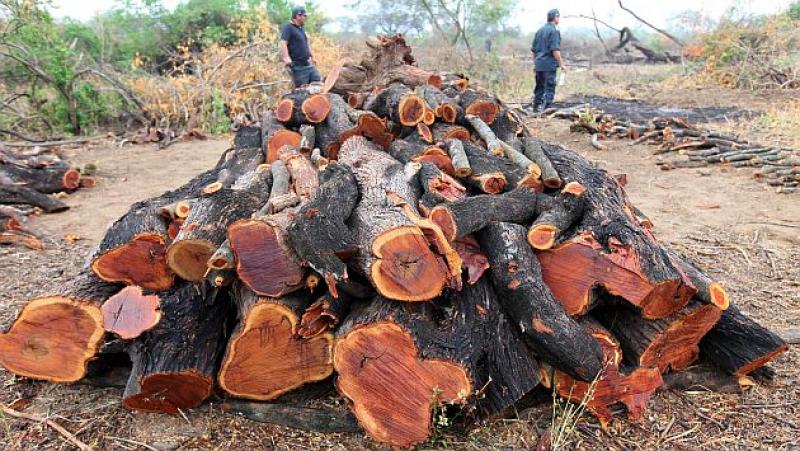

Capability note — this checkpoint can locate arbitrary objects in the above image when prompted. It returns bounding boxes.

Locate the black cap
[292,6,307,18]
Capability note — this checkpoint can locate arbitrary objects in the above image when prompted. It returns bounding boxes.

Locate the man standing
[280,6,321,88]
[531,9,566,113]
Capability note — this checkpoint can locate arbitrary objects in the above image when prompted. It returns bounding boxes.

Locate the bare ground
[0,117,798,449]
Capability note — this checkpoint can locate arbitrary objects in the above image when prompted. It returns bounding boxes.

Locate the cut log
[670,252,730,310]
[287,164,358,292]
[528,182,587,250]
[380,65,442,89]
[595,300,723,372]
[334,279,541,448]
[0,163,80,194]
[266,130,302,164]
[207,239,235,269]
[0,184,69,213]
[315,93,355,159]
[167,170,270,282]
[365,84,426,126]
[0,267,120,382]
[123,283,228,414]
[699,304,789,376]
[458,89,499,125]
[478,222,604,381]
[275,89,311,126]
[443,139,471,177]
[339,136,454,301]
[523,138,562,188]
[464,114,505,156]
[453,235,490,284]
[279,147,319,201]
[537,143,696,319]
[218,283,333,400]
[233,125,262,150]
[549,318,664,428]
[302,94,332,123]
[416,162,468,213]
[431,123,470,142]
[387,139,455,175]
[462,141,542,192]
[100,286,162,340]
[429,188,540,242]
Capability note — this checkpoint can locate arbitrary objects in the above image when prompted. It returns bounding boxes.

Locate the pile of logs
[548,105,800,194]
[0,35,789,448]
[0,145,94,247]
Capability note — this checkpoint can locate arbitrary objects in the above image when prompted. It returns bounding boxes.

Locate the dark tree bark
[0,184,69,212]
[123,282,229,414]
[528,182,587,250]
[429,188,540,241]
[478,222,604,381]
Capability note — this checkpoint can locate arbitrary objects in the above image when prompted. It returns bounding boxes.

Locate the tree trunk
[217,283,333,401]
[123,283,229,413]
[536,143,696,319]
[0,184,69,213]
[334,278,541,448]
[338,136,455,302]
[595,300,723,372]
[0,163,81,194]
[699,304,788,376]
[478,222,604,381]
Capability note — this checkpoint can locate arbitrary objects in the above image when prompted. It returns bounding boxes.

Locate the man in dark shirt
[280,6,321,88]
[531,9,566,112]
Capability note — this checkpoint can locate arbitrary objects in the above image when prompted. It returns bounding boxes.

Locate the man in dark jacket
[280,6,321,88]
[531,9,566,112]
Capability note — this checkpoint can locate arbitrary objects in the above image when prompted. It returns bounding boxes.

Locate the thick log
[100,286,162,340]
[123,283,228,413]
[523,138,562,188]
[528,182,587,250]
[287,164,358,293]
[458,89,499,125]
[167,169,270,282]
[549,318,664,428]
[416,162,468,214]
[430,188,539,242]
[0,184,69,213]
[334,279,541,448]
[230,210,306,297]
[0,163,80,194]
[315,93,355,159]
[275,89,311,126]
[699,304,788,376]
[339,136,455,301]
[537,143,696,319]
[478,222,604,381]
[595,300,723,372]
[365,84,426,127]
[431,123,470,142]
[302,94,332,124]
[0,267,120,382]
[443,139,471,177]
[462,141,541,192]
[379,65,442,89]
[218,283,333,400]
[93,146,264,290]
[387,139,454,175]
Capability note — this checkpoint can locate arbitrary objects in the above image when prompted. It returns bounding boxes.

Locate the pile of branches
[0,145,96,247]
[0,36,789,448]
[550,105,800,194]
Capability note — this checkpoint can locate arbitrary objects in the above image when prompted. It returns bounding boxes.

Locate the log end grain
[334,323,471,448]
[428,206,458,243]
[91,233,174,291]
[528,224,558,250]
[640,303,723,372]
[228,218,304,297]
[302,94,332,123]
[398,94,426,126]
[440,104,458,123]
[63,168,81,190]
[465,101,498,125]
[123,370,212,414]
[275,98,295,123]
[166,238,217,282]
[370,225,450,302]
[266,130,302,164]
[218,301,334,401]
[708,283,730,310]
[0,297,104,382]
[470,173,506,194]
[100,286,162,340]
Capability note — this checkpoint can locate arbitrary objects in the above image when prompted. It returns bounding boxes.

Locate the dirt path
[34,138,230,242]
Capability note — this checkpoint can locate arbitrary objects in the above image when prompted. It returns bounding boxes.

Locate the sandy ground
[0,117,798,449]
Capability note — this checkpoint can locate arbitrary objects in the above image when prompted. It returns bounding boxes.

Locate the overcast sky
[49,0,794,33]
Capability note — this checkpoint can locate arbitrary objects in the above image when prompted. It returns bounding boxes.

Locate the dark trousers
[290,64,322,88]
[533,70,557,108]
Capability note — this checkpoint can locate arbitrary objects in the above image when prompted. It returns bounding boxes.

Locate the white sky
[49,0,794,33]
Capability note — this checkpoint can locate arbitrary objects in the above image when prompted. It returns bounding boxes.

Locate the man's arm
[279,40,292,65]
[552,50,566,70]
[549,30,566,71]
